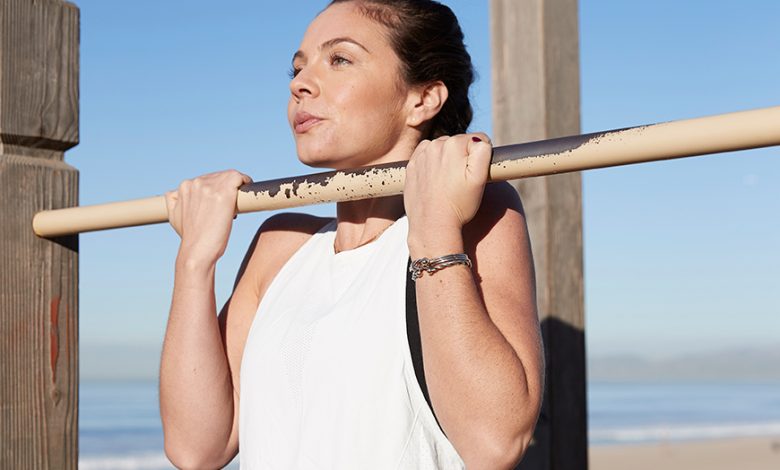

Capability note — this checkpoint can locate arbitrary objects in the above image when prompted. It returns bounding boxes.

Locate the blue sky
[72,0,779,378]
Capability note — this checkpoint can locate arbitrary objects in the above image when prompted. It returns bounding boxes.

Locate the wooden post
[490,0,587,469]
[0,1,79,468]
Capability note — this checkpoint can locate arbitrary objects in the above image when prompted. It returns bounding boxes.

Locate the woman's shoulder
[236,213,333,293]
[467,181,525,233]
[254,212,333,261]
[463,181,528,257]
[480,181,524,216]
[258,212,334,238]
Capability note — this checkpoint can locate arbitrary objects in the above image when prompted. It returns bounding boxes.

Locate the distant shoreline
[587,346,780,382]
[80,341,780,382]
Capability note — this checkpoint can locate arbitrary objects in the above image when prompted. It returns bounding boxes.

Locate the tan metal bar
[33,195,169,238]
[32,105,780,237]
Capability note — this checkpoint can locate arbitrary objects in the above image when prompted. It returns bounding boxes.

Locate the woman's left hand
[404,133,492,251]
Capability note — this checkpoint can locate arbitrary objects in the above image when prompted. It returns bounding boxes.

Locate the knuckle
[444,136,461,148]
[429,139,444,150]
[415,140,431,152]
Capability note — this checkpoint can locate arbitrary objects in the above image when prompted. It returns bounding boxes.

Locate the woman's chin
[296,144,360,170]
[297,151,342,170]
[296,143,388,170]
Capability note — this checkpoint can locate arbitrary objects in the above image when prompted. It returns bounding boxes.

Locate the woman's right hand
[165,169,252,266]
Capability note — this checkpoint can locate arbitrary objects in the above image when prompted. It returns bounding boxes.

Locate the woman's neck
[333,195,405,253]
[329,132,420,253]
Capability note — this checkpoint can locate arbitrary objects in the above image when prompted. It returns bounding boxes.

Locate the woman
[160,1,543,469]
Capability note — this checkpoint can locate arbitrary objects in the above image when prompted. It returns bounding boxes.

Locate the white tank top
[239,216,465,469]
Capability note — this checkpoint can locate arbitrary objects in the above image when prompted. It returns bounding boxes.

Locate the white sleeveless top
[239,216,465,469]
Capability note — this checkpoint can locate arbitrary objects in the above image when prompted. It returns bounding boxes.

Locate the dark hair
[328,0,474,139]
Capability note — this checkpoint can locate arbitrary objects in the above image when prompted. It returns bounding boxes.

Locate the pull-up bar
[32,105,780,238]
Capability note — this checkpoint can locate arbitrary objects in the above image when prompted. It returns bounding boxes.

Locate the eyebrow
[292,37,371,63]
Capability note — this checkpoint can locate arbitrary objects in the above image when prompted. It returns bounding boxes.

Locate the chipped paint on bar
[32,105,780,237]
[237,162,408,212]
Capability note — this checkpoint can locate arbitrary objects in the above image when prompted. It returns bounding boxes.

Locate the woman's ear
[406,81,448,128]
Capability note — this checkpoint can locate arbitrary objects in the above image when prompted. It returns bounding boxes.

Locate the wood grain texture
[0,0,79,468]
[490,0,587,469]
[0,0,79,152]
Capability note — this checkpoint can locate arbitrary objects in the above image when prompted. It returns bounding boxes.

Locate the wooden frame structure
[2,1,779,469]
[0,0,79,468]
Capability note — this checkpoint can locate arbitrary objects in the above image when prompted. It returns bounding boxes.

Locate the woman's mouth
[294,112,324,133]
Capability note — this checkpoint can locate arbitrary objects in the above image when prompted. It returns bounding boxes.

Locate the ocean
[588,381,780,445]
[79,380,780,469]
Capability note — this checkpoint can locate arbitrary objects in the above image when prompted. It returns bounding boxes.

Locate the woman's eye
[330,54,351,67]
[288,67,301,79]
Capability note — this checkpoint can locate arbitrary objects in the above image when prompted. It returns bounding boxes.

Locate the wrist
[407,226,464,260]
[175,249,218,278]
[409,253,472,281]
[176,238,225,267]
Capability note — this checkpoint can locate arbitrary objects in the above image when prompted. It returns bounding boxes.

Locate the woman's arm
[159,170,328,469]
[405,137,544,470]
[159,170,255,468]
[160,247,245,468]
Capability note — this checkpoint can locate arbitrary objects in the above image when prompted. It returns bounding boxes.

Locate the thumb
[466,136,492,184]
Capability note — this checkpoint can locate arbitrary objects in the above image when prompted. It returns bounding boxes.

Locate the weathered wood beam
[490,0,586,468]
[0,1,79,468]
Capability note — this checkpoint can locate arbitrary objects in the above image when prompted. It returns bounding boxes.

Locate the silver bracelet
[409,253,472,281]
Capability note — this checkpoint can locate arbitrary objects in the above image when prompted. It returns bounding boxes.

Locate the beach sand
[589,436,780,470]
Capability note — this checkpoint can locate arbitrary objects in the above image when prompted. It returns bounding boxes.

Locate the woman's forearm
[410,236,538,469]
[159,254,237,468]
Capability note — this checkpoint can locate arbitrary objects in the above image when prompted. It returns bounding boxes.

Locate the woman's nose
[289,66,319,101]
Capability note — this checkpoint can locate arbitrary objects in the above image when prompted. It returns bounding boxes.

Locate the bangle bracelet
[409,254,472,281]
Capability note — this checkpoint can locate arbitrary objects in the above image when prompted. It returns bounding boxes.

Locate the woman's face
[288,2,415,169]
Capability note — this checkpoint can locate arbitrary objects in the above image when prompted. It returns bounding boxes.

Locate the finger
[441,134,472,162]
[177,179,193,195]
[223,169,252,188]
[164,190,178,217]
[408,140,432,172]
[470,132,492,145]
[163,190,183,237]
[466,133,493,155]
[425,137,446,156]
[226,171,251,215]
[411,139,432,156]
[466,137,493,183]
